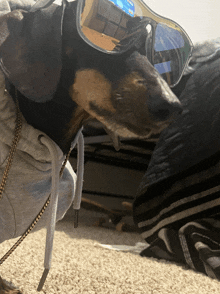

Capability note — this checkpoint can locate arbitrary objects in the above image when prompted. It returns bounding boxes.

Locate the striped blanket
[133,39,220,280]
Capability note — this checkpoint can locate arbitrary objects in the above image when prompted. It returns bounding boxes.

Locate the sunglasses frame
[76,0,193,87]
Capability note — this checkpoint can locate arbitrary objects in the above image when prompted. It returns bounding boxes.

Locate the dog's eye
[136,79,147,86]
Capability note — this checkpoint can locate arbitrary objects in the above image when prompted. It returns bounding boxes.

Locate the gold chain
[0,91,71,265]
[0,91,22,199]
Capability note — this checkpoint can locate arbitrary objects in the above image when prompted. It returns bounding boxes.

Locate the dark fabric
[140,219,220,280]
[0,0,63,102]
[0,0,80,153]
[133,39,220,280]
[12,88,76,151]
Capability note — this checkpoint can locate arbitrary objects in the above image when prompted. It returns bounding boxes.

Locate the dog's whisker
[115,94,124,100]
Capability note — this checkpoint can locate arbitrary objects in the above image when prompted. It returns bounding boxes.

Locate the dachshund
[2,0,183,156]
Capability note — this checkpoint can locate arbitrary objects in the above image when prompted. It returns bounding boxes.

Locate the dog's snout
[149,100,183,121]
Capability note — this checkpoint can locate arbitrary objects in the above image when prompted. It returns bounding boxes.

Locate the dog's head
[0,0,182,148]
[63,1,182,140]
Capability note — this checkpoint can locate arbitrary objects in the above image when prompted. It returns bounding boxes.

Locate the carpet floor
[1,209,220,294]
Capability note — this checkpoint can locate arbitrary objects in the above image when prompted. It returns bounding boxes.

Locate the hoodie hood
[0,0,63,102]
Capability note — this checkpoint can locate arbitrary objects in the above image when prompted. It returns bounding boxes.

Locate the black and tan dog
[0,0,182,292]
[0,0,182,155]
[61,3,183,151]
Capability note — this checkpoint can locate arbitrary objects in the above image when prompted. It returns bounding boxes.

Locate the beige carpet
[1,209,220,294]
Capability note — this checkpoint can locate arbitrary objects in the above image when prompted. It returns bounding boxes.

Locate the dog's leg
[0,277,21,294]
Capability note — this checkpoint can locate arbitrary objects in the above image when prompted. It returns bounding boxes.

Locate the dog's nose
[148,99,183,121]
[147,75,183,121]
[126,51,183,121]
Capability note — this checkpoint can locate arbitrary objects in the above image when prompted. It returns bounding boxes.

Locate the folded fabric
[184,38,220,74]
[133,39,220,280]
[140,219,220,280]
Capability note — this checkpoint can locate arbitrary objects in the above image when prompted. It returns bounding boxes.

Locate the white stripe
[179,223,208,270]
[179,233,196,270]
[207,257,220,270]
[158,228,173,253]
[139,184,220,229]
[137,162,220,216]
[141,197,220,239]
[180,221,207,232]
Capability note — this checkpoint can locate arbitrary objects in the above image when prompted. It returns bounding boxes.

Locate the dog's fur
[8,0,182,155]
[0,1,183,292]
[61,2,182,150]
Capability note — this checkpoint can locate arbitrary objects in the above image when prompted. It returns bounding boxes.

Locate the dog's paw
[0,277,22,294]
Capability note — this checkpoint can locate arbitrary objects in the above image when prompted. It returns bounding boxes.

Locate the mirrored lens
[77,0,193,86]
[78,0,140,52]
[153,23,192,86]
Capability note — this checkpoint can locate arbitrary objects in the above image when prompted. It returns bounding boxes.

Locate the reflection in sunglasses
[81,26,119,51]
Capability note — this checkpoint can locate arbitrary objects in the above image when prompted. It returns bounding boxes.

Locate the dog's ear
[0,2,63,102]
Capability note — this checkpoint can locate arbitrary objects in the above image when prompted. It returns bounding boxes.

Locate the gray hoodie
[0,69,84,290]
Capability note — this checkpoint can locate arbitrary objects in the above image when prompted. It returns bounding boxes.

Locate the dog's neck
[10,84,88,154]
[62,106,91,152]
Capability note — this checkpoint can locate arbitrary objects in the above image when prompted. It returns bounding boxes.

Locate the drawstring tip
[74,209,79,228]
[37,268,50,292]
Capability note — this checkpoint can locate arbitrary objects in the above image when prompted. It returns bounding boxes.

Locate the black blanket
[133,38,220,280]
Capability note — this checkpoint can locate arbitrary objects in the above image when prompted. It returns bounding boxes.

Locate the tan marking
[70,69,116,114]
[69,70,173,140]
[64,106,90,143]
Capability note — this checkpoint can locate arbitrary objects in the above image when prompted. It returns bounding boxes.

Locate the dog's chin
[100,119,169,151]
[102,118,170,140]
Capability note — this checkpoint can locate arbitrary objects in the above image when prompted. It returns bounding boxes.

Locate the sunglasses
[76,0,193,87]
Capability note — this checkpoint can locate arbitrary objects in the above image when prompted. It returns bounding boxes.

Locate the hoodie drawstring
[37,135,62,291]
[73,131,84,228]
[37,129,84,291]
